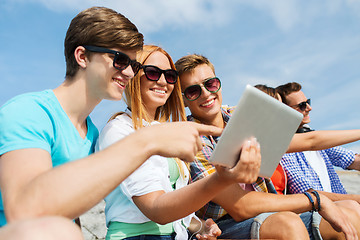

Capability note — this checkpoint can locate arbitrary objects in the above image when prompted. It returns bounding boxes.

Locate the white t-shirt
[95,110,193,239]
[303,151,332,192]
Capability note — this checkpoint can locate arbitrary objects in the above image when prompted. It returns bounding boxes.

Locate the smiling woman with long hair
[96,45,261,240]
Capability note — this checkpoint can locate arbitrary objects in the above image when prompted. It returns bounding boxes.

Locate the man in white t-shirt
[277,82,360,202]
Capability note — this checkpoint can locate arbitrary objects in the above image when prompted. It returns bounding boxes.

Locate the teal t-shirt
[0,90,99,226]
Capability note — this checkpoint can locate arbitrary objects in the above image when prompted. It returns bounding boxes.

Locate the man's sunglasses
[83,45,142,76]
[291,98,311,111]
[182,77,221,101]
[142,65,178,84]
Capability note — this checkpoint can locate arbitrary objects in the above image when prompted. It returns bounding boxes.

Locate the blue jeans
[122,235,175,240]
[215,212,274,239]
[215,211,322,240]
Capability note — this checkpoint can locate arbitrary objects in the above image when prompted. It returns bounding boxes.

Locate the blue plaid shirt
[281,146,355,194]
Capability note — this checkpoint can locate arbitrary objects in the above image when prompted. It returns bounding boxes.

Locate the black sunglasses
[83,46,142,76]
[182,77,221,101]
[291,98,311,111]
[142,65,178,84]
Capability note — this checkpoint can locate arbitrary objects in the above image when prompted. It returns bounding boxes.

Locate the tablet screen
[209,85,303,178]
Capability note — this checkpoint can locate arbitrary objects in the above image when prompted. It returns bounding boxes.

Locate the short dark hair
[254,84,278,99]
[64,7,144,78]
[276,82,302,105]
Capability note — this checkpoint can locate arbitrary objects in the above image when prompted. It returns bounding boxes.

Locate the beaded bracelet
[311,190,321,211]
[303,192,316,212]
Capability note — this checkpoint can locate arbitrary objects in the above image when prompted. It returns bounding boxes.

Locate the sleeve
[189,136,216,183]
[323,146,355,169]
[120,156,166,197]
[281,153,314,194]
[95,116,134,151]
[0,98,53,156]
[96,117,166,198]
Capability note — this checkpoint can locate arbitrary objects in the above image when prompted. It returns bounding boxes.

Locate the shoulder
[1,90,53,113]
[1,90,64,125]
[96,113,134,150]
[0,90,58,154]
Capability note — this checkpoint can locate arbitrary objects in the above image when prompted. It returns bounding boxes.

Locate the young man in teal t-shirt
[0,7,262,240]
[0,7,225,240]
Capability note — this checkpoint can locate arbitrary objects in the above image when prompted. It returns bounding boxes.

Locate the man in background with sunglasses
[175,54,359,239]
[277,82,360,199]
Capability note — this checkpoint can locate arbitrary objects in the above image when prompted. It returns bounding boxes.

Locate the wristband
[303,192,316,212]
[311,190,321,211]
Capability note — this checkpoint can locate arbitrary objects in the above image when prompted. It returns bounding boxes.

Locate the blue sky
[1,0,360,151]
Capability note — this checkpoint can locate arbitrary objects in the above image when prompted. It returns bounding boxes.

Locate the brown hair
[254,84,279,99]
[64,6,144,78]
[276,82,302,105]
[175,54,215,77]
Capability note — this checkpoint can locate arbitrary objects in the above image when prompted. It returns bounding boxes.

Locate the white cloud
[7,0,235,33]
[6,0,360,34]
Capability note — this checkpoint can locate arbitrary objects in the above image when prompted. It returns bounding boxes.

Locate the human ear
[74,46,87,69]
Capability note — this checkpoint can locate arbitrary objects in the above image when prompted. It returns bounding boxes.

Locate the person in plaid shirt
[175,54,359,239]
[276,82,360,200]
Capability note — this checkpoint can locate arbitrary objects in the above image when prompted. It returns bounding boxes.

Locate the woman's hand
[196,218,221,240]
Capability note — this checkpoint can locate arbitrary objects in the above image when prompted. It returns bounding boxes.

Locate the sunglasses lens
[113,53,130,71]
[164,70,178,84]
[298,99,310,111]
[184,85,201,101]
[204,77,221,92]
[299,102,307,111]
[144,66,161,81]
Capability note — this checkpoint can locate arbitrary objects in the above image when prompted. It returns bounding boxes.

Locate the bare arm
[0,122,222,223]
[211,184,315,221]
[132,138,261,224]
[287,130,360,153]
[313,190,360,204]
[212,186,358,238]
[348,154,360,171]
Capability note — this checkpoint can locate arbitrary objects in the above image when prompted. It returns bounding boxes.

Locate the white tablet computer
[209,85,303,178]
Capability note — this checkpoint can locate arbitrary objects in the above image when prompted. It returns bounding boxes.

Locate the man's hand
[139,122,223,162]
[319,194,358,240]
[214,137,261,184]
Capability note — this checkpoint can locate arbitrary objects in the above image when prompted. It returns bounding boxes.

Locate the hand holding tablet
[210,85,303,178]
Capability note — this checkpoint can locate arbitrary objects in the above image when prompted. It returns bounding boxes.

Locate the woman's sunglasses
[292,98,311,111]
[142,65,178,84]
[84,46,142,76]
[182,77,221,101]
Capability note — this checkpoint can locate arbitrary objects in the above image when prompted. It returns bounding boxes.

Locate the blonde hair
[109,45,187,176]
